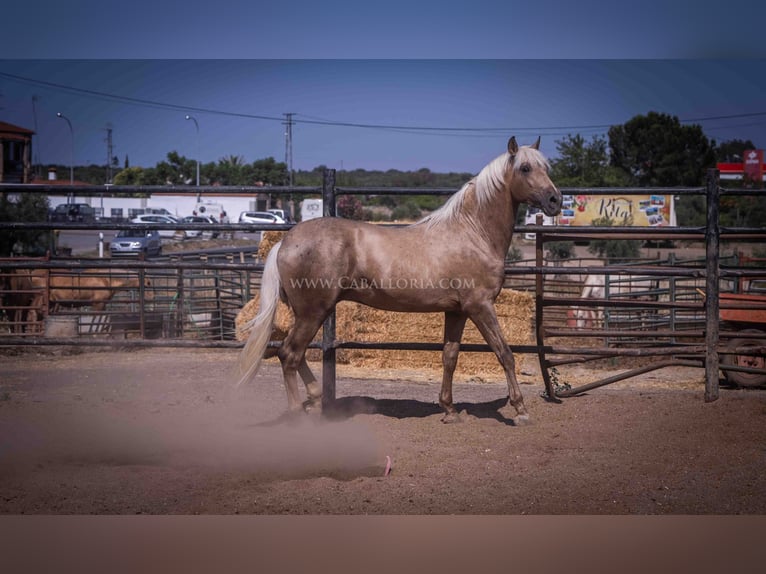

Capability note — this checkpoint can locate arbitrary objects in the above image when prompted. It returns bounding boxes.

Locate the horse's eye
[520,163,531,174]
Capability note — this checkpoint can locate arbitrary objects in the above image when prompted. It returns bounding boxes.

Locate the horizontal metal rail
[3,172,766,403]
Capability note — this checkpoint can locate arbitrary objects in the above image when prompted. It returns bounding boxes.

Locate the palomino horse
[238,137,562,423]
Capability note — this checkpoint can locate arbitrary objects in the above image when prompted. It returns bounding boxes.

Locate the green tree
[112,166,147,186]
[0,193,51,256]
[249,157,288,186]
[715,139,757,163]
[608,111,716,186]
[550,134,629,187]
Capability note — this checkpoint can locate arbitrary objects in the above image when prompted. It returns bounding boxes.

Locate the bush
[545,241,575,261]
[337,195,364,220]
[587,216,641,264]
[391,200,422,221]
[506,245,523,262]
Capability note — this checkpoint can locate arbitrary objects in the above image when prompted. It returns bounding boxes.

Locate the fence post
[321,169,337,408]
[534,213,557,400]
[704,168,720,402]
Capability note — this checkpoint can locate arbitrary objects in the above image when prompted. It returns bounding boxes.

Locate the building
[0,120,34,184]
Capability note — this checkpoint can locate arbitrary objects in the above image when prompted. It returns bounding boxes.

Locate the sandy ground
[1,347,765,515]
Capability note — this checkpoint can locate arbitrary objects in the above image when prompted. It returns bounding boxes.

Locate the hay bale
[334,289,534,377]
[257,231,286,261]
[235,287,534,378]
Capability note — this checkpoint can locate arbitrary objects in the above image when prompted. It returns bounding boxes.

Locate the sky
[1,1,765,175]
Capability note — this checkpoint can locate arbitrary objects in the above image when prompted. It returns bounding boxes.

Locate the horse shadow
[257,395,519,427]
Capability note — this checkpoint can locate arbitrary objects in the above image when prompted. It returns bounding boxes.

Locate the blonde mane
[418,146,549,229]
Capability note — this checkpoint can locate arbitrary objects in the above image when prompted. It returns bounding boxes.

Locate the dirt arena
[1,346,765,515]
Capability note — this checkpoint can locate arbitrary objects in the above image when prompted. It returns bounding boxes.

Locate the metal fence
[2,169,766,403]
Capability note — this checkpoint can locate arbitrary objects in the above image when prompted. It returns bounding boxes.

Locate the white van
[300,199,323,221]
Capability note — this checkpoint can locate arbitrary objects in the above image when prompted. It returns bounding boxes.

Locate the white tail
[237,241,283,386]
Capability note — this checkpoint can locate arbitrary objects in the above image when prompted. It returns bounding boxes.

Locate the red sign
[743,149,764,186]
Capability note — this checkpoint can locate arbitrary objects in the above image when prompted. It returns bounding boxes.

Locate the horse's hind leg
[467,301,530,424]
[439,311,467,423]
[297,357,321,412]
[277,312,326,413]
[266,346,321,411]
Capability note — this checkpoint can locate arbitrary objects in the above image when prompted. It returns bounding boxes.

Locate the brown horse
[3,269,151,331]
[238,137,562,423]
[36,268,151,312]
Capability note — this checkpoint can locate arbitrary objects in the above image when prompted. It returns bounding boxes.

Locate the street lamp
[185,114,200,188]
[56,112,74,191]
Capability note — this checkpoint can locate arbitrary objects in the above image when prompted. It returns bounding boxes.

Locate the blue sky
[1,2,765,174]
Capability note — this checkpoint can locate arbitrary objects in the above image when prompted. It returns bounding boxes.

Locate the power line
[2,71,765,136]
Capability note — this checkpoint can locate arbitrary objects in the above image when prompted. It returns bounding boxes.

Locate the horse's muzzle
[541,187,563,216]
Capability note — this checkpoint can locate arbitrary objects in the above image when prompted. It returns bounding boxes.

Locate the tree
[715,138,757,163]
[550,134,629,187]
[0,193,51,256]
[249,157,288,186]
[112,166,146,186]
[608,112,716,187]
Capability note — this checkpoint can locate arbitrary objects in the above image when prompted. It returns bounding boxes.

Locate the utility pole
[283,112,294,187]
[31,95,41,178]
[104,124,114,184]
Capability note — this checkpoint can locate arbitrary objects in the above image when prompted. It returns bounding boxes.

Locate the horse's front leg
[439,311,467,423]
[468,302,531,425]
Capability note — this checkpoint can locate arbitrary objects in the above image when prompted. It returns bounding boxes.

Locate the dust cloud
[0,403,387,481]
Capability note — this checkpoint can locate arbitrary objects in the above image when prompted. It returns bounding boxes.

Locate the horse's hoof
[302,400,322,415]
[441,411,463,424]
[514,414,532,426]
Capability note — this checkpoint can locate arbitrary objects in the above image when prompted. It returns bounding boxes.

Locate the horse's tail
[237,240,283,386]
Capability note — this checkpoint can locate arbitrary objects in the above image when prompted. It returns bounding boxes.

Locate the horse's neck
[462,184,516,260]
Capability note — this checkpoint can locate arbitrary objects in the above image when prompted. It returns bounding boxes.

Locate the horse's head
[506,136,562,217]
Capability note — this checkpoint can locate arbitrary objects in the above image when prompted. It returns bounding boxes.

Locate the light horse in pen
[238,137,562,424]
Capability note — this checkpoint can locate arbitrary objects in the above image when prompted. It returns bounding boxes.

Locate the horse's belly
[341,286,460,313]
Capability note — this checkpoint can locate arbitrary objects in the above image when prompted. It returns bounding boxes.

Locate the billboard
[557,194,675,227]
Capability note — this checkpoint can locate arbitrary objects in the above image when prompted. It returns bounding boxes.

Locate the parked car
[130,214,179,238]
[109,229,163,257]
[267,208,293,223]
[49,203,96,223]
[238,211,286,225]
[178,215,220,239]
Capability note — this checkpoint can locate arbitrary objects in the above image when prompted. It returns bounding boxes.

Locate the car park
[130,214,179,238]
[109,229,163,257]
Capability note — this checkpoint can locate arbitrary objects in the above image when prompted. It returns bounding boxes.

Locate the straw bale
[256,231,286,261]
[235,288,534,379]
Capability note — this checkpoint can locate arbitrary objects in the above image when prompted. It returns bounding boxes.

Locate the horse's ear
[507,136,518,155]
[531,136,541,150]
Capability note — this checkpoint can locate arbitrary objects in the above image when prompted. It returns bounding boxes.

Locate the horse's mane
[418,146,549,229]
